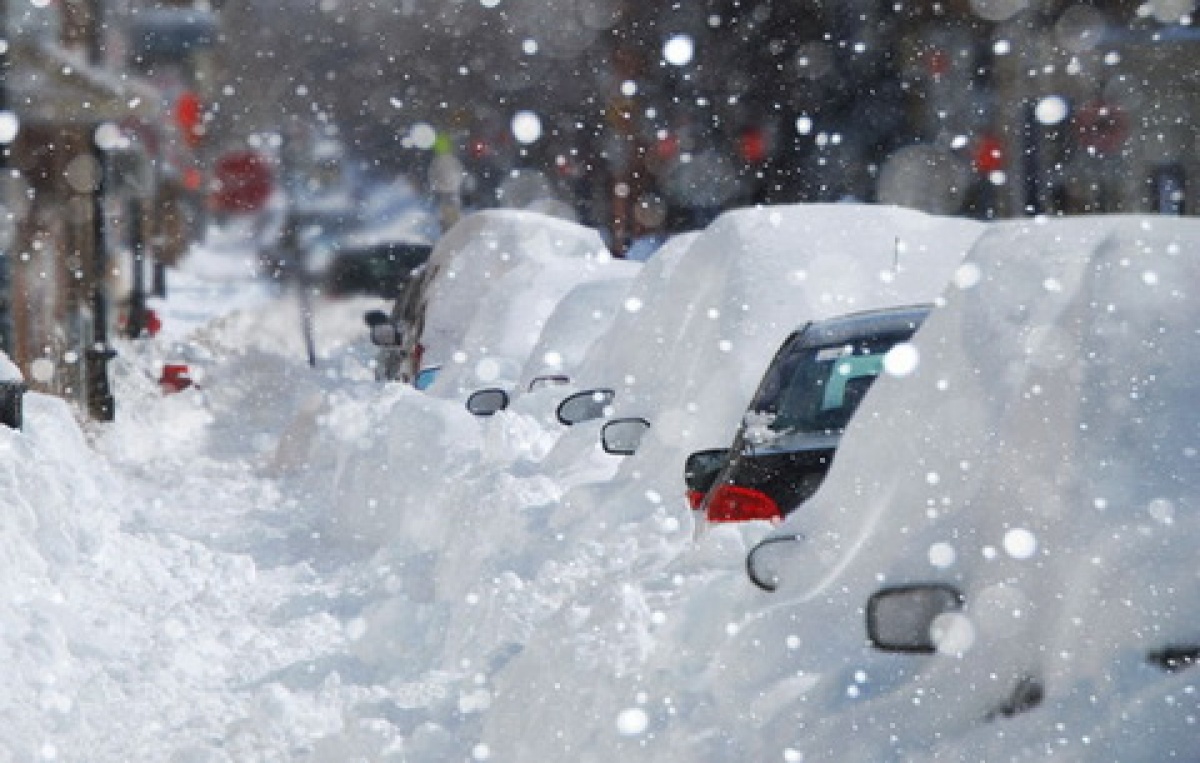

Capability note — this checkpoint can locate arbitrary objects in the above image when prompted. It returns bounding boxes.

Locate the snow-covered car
[725,215,1200,759]
[463,274,639,418]
[534,204,984,547]
[367,209,627,392]
[686,304,930,525]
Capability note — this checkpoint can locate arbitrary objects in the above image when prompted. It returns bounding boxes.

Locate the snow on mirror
[866,584,965,654]
[601,417,650,456]
[556,388,615,426]
[466,388,510,417]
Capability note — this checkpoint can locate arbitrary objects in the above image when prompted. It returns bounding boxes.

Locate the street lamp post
[85,130,115,421]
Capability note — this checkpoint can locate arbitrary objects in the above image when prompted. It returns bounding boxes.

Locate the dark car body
[693,305,930,524]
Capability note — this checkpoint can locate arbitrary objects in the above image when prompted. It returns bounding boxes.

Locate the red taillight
[686,490,706,510]
[706,484,781,523]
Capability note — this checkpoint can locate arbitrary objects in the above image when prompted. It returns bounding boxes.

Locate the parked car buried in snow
[365,209,629,391]
[720,216,1200,760]
[686,304,930,526]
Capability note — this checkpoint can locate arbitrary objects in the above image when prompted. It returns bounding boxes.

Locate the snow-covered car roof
[565,203,985,476]
[515,273,640,394]
[417,209,628,395]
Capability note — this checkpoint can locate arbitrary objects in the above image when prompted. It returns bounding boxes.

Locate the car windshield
[748,333,912,436]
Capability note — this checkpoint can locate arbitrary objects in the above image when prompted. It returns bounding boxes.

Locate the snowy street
[3,206,1198,761]
[2,0,1199,758]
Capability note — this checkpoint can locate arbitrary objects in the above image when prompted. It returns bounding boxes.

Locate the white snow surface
[2,206,1196,761]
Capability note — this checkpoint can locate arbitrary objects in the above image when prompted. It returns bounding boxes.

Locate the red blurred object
[1074,101,1129,156]
[973,134,1005,175]
[159,364,194,394]
[686,489,706,510]
[175,91,203,148]
[706,484,781,523]
[654,133,680,162]
[146,309,162,338]
[737,127,769,164]
[183,167,204,192]
[210,150,274,214]
[924,48,950,77]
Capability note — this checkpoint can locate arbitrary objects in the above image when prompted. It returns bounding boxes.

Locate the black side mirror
[364,310,401,346]
[556,388,615,426]
[466,388,510,416]
[528,374,570,392]
[866,584,966,653]
[684,448,730,496]
[601,417,650,455]
[745,533,804,592]
[369,324,401,347]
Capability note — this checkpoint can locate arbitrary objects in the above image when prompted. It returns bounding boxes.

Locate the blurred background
[0,0,1196,418]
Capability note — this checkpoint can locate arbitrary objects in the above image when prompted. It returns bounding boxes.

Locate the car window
[751,333,910,435]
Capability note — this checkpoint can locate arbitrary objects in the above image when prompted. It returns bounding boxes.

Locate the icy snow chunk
[929,542,957,568]
[883,343,919,377]
[408,122,437,150]
[616,707,649,735]
[1003,528,1038,559]
[511,111,542,144]
[29,358,53,384]
[0,111,19,144]
[1035,96,1069,125]
[662,34,694,66]
[953,261,983,289]
[932,612,976,655]
[1146,498,1176,525]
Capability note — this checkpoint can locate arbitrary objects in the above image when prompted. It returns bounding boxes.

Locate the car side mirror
[866,584,965,654]
[556,388,616,426]
[369,323,401,347]
[528,374,570,392]
[684,448,730,495]
[601,417,649,455]
[365,310,402,346]
[466,388,510,416]
[745,533,804,592]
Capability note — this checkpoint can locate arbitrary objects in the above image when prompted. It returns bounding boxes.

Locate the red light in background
[175,91,203,148]
[738,127,769,164]
[973,134,1005,175]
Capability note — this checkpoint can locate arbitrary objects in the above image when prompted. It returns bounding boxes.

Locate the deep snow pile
[1,207,1196,762]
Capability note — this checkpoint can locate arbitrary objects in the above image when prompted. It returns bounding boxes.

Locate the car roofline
[795,304,932,348]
